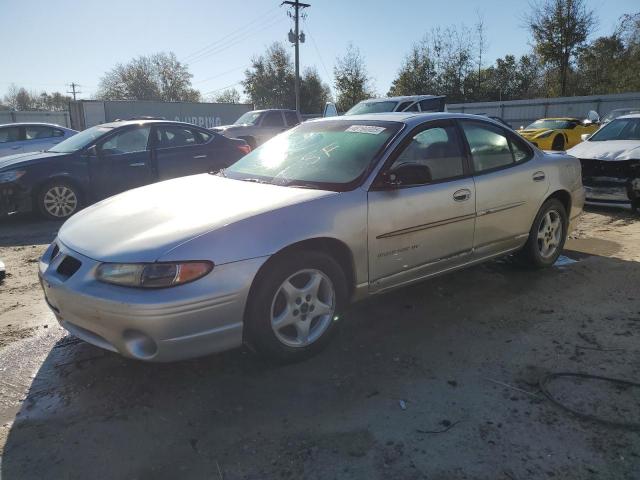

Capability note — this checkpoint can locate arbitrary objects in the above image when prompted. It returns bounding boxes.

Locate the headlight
[96,261,213,288]
[536,130,554,139]
[0,170,26,183]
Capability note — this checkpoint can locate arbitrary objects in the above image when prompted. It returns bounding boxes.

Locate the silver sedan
[39,113,584,362]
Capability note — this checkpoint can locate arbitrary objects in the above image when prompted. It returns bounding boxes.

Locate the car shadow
[0,214,61,248]
[3,246,639,479]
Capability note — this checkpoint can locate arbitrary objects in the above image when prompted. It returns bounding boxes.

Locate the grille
[57,256,82,278]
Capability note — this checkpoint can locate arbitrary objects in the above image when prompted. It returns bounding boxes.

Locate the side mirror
[380,163,432,188]
[581,133,591,142]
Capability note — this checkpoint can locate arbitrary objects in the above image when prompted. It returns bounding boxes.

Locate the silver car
[39,113,584,362]
[0,123,77,157]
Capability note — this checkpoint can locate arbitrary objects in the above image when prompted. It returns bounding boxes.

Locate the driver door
[91,126,154,199]
[367,120,476,292]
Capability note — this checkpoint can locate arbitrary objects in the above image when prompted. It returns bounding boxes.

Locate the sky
[1,0,638,101]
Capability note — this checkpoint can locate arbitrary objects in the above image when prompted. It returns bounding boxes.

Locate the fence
[447,91,640,128]
[0,110,71,127]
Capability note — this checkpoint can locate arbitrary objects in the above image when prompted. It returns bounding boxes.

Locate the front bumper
[580,158,640,209]
[38,240,268,361]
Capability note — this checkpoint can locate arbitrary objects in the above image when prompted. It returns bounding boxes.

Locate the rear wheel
[37,180,81,220]
[245,251,347,362]
[551,135,565,151]
[518,198,567,268]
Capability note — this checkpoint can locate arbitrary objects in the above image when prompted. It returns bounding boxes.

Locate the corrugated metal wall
[447,91,640,128]
[69,100,254,130]
[0,111,71,127]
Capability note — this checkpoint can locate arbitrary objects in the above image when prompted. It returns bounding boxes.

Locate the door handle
[129,162,146,167]
[532,171,546,182]
[453,189,471,202]
[193,154,208,159]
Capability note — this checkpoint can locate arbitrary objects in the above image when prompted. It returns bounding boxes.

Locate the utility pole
[67,83,81,101]
[283,0,309,113]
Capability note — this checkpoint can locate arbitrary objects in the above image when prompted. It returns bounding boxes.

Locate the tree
[96,52,200,102]
[526,0,596,96]
[243,42,295,109]
[213,88,241,103]
[333,44,374,112]
[387,42,437,96]
[300,68,332,114]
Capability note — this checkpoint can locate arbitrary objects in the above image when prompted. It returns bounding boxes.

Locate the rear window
[0,127,20,143]
[345,101,397,115]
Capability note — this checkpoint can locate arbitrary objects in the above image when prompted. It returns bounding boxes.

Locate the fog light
[123,330,157,359]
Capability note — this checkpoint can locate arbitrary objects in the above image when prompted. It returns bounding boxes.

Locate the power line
[193,65,249,85]
[282,0,311,113]
[182,5,280,62]
[187,15,285,65]
[302,19,333,95]
[202,81,244,97]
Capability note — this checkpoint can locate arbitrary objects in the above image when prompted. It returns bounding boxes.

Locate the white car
[568,114,640,212]
[0,123,77,158]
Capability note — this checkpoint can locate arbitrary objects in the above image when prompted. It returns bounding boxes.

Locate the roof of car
[99,119,203,128]
[311,112,508,128]
[536,117,580,121]
[617,113,640,119]
[357,95,445,104]
[247,109,297,113]
[0,122,73,128]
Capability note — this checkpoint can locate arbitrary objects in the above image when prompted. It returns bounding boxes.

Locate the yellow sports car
[518,117,599,151]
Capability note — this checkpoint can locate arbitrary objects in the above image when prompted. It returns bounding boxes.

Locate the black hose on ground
[539,372,640,430]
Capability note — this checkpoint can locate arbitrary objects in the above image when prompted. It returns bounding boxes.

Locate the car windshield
[234,112,262,125]
[602,109,640,123]
[224,120,401,190]
[48,126,112,153]
[345,101,398,115]
[588,118,640,141]
[525,119,571,130]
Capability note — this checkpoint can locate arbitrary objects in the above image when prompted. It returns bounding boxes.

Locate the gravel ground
[0,208,639,479]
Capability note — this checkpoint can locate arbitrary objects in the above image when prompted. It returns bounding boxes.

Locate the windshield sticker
[345,125,386,135]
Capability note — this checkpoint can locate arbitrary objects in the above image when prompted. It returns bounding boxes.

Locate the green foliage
[333,44,374,112]
[242,43,332,113]
[213,88,241,104]
[2,83,71,111]
[96,52,200,102]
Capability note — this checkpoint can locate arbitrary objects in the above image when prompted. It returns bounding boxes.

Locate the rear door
[367,120,476,292]
[283,111,301,130]
[458,119,549,257]
[0,126,24,157]
[92,125,154,198]
[153,124,213,180]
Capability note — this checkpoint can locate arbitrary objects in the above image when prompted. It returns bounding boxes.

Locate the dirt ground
[0,208,639,479]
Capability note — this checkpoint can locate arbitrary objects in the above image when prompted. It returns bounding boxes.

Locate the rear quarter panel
[540,151,584,223]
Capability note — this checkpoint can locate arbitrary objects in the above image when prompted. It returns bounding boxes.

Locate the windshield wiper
[241,177,271,184]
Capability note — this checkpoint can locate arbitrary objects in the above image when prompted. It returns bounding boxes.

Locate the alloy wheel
[537,209,562,258]
[270,269,336,348]
[43,185,78,218]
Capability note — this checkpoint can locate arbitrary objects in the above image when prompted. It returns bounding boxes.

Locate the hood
[567,140,640,161]
[58,174,336,263]
[0,150,69,170]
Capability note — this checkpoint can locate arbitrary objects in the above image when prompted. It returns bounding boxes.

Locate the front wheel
[518,198,568,268]
[245,251,348,362]
[37,181,82,220]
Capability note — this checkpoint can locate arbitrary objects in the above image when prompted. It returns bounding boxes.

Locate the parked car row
[0,123,77,157]
[0,120,249,219]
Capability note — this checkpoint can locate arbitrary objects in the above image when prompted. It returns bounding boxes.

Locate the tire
[37,180,82,221]
[551,135,565,151]
[518,198,568,268]
[245,250,348,362]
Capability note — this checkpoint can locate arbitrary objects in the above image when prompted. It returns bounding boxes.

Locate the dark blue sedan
[0,120,250,219]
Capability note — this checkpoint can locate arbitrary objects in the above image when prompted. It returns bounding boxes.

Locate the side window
[25,126,55,140]
[156,126,200,149]
[396,101,412,112]
[53,129,65,137]
[460,122,514,173]
[100,127,151,155]
[262,111,285,127]
[0,127,20,143]
[405,102,419,112]
[419,98,445,112]
[284,111,300,126]
[197,130,213,143]
[509,135,533,163]
[390,124,465,184]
